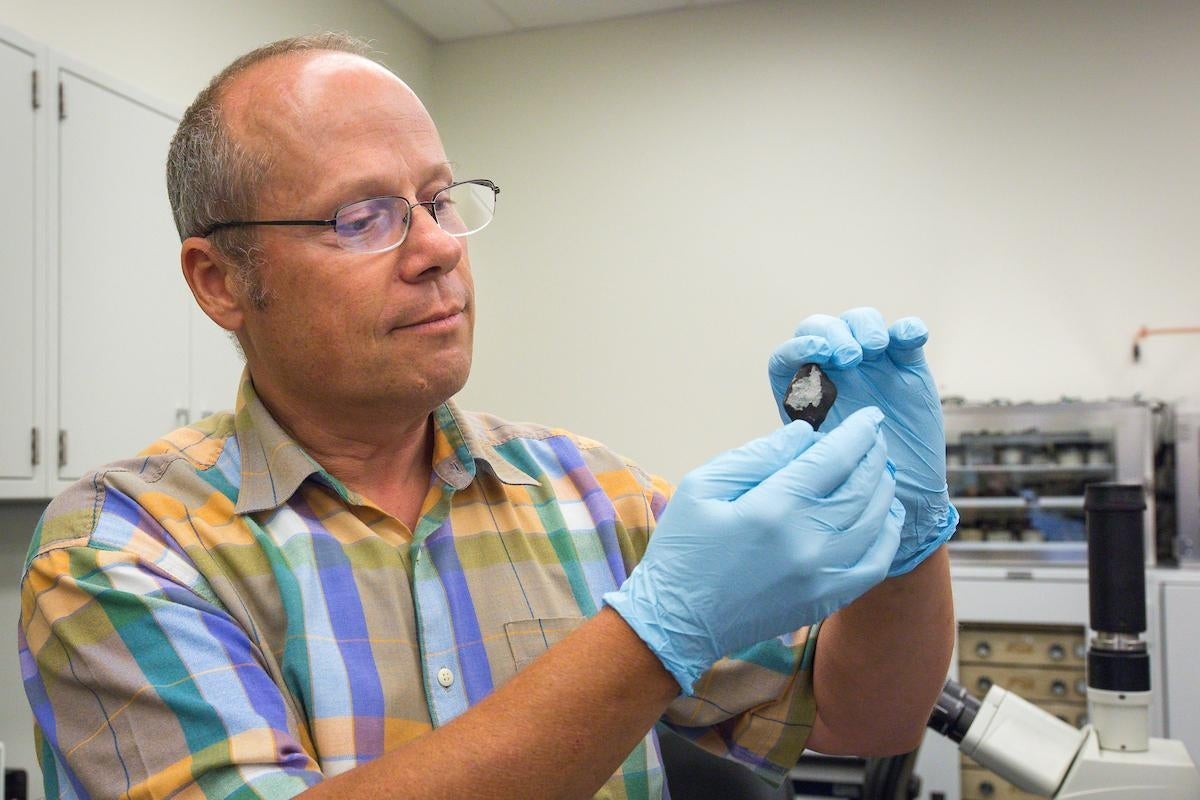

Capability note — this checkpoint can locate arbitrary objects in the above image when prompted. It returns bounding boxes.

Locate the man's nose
[396,203,464,281]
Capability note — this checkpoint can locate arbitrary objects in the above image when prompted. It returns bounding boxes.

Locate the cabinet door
[1162,583,1200,762]
[54,67,187,482]
[0,35,43,493]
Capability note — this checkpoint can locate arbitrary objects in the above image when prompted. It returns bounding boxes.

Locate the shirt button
[437,667,455,688]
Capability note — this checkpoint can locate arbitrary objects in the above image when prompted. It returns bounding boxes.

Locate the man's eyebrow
[316,162,457,212]
[417,162,457,195]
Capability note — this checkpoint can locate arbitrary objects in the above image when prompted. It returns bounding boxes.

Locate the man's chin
[406,355,472,410]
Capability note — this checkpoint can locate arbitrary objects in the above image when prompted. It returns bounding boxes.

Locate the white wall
[0,0,434,107]
[433,0,1200,481]
[0,2,432,789]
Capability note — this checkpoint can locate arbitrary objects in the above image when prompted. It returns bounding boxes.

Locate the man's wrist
[887,504,959,578]
[595,605,684,700]
[602,584,704,695]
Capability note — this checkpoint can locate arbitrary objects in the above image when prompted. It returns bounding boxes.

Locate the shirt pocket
[503,616,586,671]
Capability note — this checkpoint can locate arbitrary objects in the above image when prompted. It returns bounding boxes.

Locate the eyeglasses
[202,179,500,254]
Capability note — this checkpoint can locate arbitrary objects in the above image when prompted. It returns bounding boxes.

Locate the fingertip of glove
[832,344,863,368]
[854,406,885,428]
[889,317,929,348]
[784,418,816,437]
[791,335,837,362]
[774,419,817,451]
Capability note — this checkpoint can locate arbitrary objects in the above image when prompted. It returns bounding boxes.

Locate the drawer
[959,664,1087,702]
[959,624,1086,667]
[961,767,1040,800]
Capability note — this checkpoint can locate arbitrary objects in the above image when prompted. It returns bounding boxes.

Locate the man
[20,34,955,799]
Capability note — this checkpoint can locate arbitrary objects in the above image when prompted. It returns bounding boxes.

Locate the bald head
[166,34,413,303]
[218,51,438,220]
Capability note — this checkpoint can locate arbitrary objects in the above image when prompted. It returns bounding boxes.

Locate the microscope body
[931,484,1200,798]
[1057,728,1200,797]
[958,683,1200,798]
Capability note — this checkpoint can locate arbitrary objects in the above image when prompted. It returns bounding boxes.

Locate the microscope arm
[929,678,1200,798]
[957,684,1086,796]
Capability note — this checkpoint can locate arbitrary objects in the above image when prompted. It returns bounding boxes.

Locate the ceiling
[383,0,742,43]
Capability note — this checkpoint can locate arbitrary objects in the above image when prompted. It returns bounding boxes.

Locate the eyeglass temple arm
[204,218,336,235]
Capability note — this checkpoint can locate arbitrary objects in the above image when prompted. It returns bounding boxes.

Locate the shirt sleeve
[630,467,822,787]
[20,492,322,799]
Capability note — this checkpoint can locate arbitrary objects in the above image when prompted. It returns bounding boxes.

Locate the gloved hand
[603,407,902,694]
[768,307,958,578]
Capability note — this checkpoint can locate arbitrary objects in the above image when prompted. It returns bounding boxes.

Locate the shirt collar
[232,371,333,515]
[233,371,539,515]
[432,400,542,489]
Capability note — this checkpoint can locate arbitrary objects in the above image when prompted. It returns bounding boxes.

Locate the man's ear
[181,237,246,332]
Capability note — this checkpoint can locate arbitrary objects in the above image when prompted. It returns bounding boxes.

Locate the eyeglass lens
[333,182,496,253]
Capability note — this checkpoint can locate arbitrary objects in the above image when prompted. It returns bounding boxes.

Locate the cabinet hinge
[58,81,66,121]
[57,429,68,469]
[31,427,40,467]
[31,70,39,110]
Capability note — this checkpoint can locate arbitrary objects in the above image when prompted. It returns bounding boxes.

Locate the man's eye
[343,212,382,233]
[336,200,395,239]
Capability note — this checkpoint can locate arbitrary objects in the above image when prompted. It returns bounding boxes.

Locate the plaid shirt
[20,373,819,799]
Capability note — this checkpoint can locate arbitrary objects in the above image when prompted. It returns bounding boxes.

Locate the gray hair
[165,32,375,308]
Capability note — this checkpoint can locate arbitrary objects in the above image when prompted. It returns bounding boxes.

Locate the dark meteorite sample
[783,363,837,430]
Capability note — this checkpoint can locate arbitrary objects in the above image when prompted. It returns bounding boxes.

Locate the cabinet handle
[31,427,40,467]
[58,430,68,469]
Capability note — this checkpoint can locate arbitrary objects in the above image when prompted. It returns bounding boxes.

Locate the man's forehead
[222,50,434,152]
[219,50,444,207]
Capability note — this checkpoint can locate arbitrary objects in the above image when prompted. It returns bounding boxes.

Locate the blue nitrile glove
[603,407,902,694]
[768,307,958,578]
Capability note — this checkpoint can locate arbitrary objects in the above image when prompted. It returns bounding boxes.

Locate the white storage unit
[1157,569,1200,763]
[943,401,1157,566]
[0,23,243,499]
[51,60,193,483]
[0,28,46,493]
[1173,409,1200,562]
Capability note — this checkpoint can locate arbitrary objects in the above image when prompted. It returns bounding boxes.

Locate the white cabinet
[1159,576,1200,764]
[51,62,191,483]
[0,24,243,498]
[0,28,46,496]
